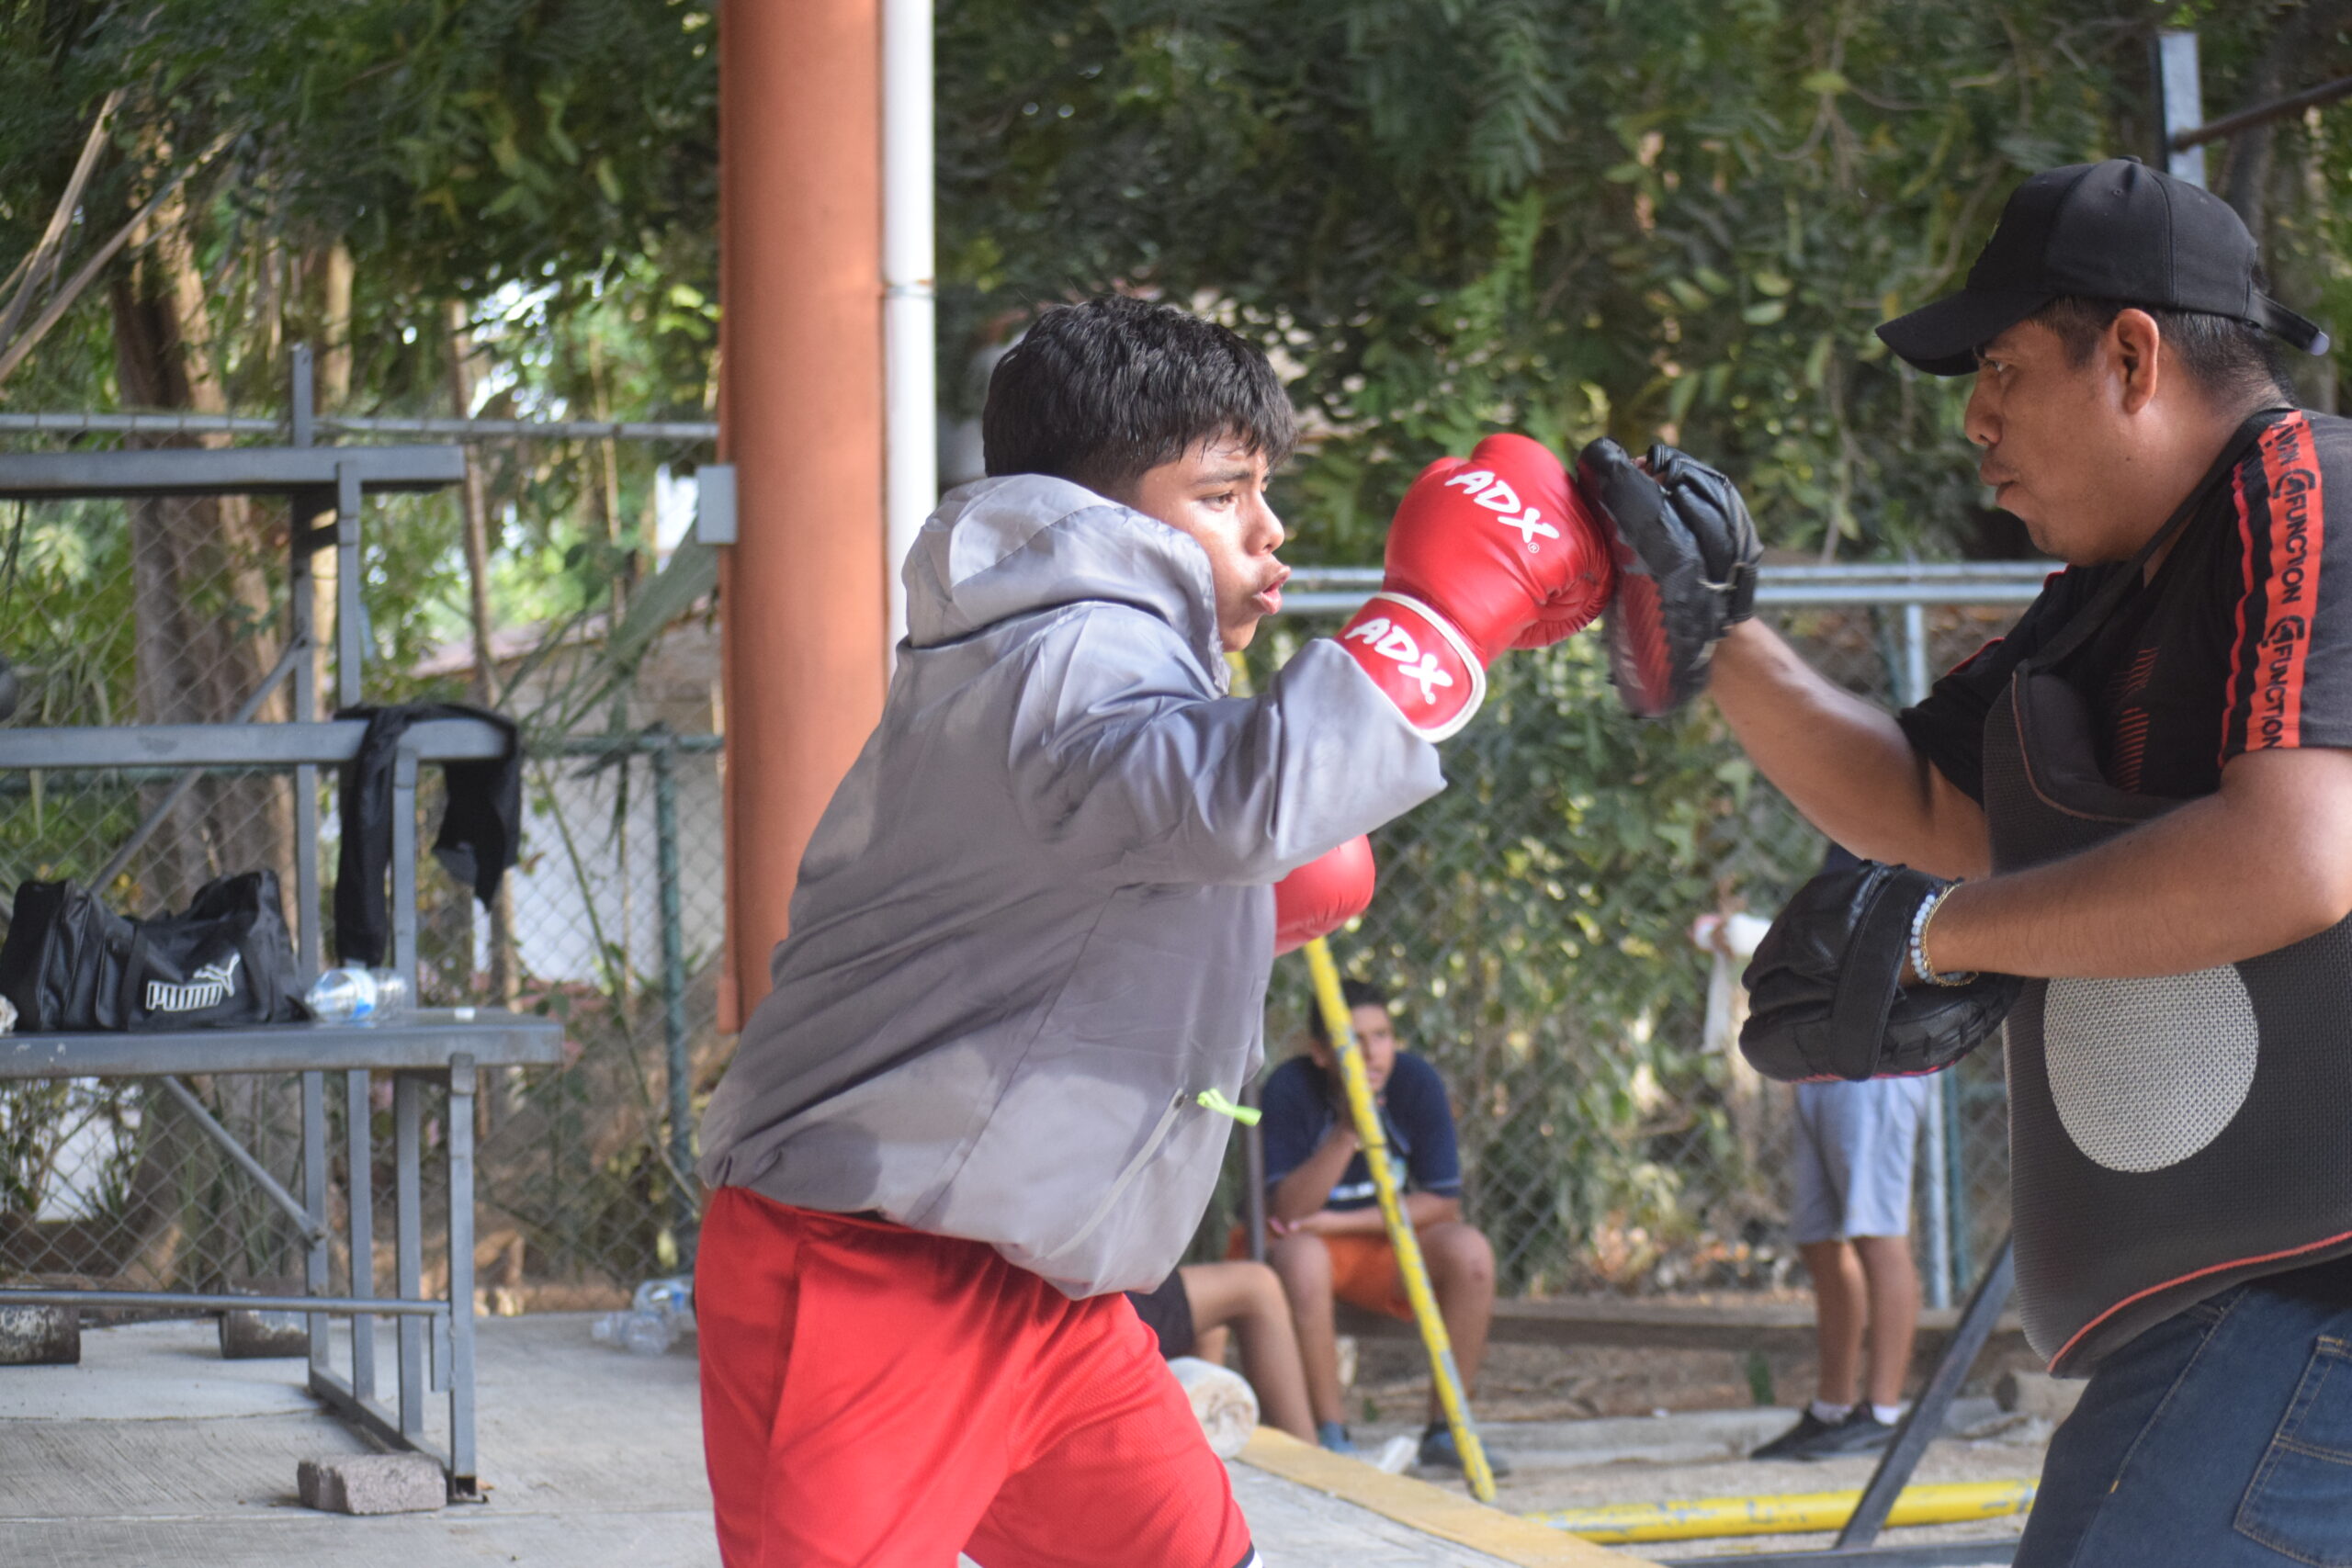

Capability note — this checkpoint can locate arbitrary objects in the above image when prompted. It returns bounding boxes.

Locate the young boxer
[692,296,1614,1566]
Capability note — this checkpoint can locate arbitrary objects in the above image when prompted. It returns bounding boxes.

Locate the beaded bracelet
[1908,883,1976,987]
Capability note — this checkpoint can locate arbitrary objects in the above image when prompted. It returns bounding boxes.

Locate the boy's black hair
[981,296,1298,497]
[1307,979,1391,1047]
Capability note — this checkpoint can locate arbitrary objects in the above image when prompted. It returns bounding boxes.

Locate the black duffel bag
[0,872,308,1032]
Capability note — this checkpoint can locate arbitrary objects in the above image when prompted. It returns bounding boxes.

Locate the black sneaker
[1749,1407,1845,1461]
[1800,1406,1899,1460]
[1417,1422,1513,1478]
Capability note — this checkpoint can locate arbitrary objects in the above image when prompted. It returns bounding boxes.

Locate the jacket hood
[904,475,1228,689]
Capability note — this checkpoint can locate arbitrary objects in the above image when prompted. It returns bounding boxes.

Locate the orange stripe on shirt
[2247,413,2324,751]
[2225,462,2256,763]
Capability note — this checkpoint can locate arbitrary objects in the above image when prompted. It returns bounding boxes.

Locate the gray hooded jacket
[695,474,1445,1296]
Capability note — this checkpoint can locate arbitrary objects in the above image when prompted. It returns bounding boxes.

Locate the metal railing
[1283,560,2050,615]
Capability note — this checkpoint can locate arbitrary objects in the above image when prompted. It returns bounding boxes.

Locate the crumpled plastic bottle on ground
[591,1275,695,1356]
[591,1308,674,1356]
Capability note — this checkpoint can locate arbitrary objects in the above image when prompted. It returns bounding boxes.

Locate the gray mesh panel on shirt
[2042,967,2259,1173]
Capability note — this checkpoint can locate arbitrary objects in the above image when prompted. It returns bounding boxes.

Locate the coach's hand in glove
[1739,860,2020,1084]
[1576,439,1760,717]
[1338,434,1615,741]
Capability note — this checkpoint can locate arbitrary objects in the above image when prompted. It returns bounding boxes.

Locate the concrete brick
[1996,1369,2085,1421]
[296,1453,447,1515]
[0,1304,79,1365]
[219,1308,308,1359]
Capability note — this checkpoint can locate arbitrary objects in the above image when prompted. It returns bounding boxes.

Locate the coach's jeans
[2016,1278,2352,1567]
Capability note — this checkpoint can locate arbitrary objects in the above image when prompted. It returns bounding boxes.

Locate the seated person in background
[1125,1262,1317,1441]
[1253,979,1501,1472]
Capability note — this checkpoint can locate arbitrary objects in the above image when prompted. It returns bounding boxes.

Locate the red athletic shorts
[1226,1224,1414,1320]
[696,1188,1256,1567]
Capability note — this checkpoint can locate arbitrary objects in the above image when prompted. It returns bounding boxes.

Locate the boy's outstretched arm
[1021,434,1618,886]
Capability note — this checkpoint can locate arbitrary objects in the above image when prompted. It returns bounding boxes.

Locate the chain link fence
[2,423,2031,1314]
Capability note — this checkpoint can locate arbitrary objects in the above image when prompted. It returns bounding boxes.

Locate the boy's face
[1306,1004,1400,1099]
[1109,437,1288,651]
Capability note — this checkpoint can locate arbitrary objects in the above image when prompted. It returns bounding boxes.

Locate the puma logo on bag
[146,952,242,1014]
[1442,468,1561,552]
[1341,615,1456,703]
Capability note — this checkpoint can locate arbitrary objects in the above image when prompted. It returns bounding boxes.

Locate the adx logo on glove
[1336,432,1611,741]
[1340,615,1457,705]
[1442,468,1560,552]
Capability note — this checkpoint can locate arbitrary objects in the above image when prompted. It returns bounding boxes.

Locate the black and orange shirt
[1900,409,2352,804]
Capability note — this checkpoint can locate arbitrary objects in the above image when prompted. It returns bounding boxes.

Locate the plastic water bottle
[304,967,410,1024]
[591,1308,674,1356]
[633,1276,695,1336]
[589,1276,695,1357]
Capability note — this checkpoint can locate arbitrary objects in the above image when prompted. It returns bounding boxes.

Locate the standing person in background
[1255,979,1503,1474]
[1750,850,1928,1461]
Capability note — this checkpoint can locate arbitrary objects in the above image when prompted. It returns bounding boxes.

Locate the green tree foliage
[9,0,2352,1284]
[0,0,718,674]
[940,0,2352,563]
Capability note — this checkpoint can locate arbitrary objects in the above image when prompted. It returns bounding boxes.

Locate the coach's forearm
[1927,748,2352,979]
[1710,621,1990,878]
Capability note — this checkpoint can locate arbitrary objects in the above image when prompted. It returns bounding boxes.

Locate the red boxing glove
[1338,434,1614,739]
[1272,836,1376,955]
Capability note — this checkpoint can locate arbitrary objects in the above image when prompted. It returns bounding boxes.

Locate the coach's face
[1962,311,2173,565]
[1964,319,2121,562]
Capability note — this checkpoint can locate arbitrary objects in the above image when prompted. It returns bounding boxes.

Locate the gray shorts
[1790,1077,1932,1244]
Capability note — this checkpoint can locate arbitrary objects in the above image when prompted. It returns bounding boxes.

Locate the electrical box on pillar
[716,0,889,1031]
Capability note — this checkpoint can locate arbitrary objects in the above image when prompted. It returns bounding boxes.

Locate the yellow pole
[1223,650,1497,1504]
[1300,940,1498,1502]
[1527,1479,2037,1544]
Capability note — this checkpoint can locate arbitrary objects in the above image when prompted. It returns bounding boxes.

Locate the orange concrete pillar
[717,0,888,1030]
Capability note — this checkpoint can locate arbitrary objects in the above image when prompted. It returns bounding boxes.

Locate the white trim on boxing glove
[1337,592,1487,741]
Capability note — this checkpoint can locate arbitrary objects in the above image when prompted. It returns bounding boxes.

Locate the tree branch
[0,88,127,348]
[0,129,235,392]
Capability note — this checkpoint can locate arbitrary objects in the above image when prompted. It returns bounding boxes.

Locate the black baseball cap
[1877,158,2329,376]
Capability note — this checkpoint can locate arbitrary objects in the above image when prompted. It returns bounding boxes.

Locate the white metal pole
[882,0,938,660]
[1901,603,1955,1311]
[2156,30,2208,188]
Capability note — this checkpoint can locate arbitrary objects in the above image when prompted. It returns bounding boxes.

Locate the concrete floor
[0,1314,1532,1568]
[0,1314,2039,1566]
[1402,1404,2041,1563]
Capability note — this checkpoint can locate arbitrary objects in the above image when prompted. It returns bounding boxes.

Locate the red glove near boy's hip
[1272,836,1376,954]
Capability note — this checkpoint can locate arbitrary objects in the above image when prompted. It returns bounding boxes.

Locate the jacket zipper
[1195,1087,1261,1125]
[1057,1089,1189,1256]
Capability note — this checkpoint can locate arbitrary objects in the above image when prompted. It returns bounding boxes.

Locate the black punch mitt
[1739,860,2021,1083]
[1576,438,1759,717]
